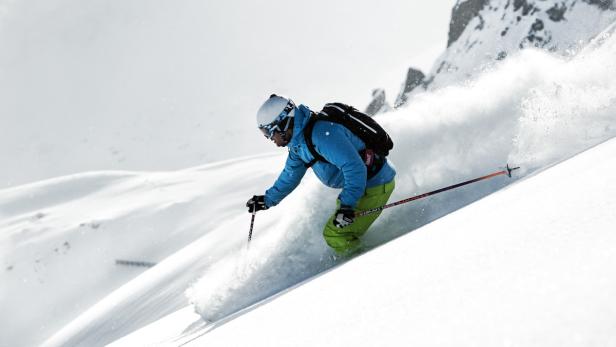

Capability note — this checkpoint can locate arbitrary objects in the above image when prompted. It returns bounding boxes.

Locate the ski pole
[357,164,520,218]
[247,207,256,244]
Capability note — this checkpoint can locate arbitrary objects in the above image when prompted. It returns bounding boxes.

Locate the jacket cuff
[264,194,276,208]
[338,196,357,209]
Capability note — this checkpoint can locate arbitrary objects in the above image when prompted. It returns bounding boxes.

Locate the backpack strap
[302,112,386,179]
[303,113,326,168]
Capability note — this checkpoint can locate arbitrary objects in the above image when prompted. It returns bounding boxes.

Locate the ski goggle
[259,122,281,140]
[259,99,295,139]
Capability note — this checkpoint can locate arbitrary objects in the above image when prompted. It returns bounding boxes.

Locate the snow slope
[121,120,616,347]
[2,11,616,347]
[0,153,288,347]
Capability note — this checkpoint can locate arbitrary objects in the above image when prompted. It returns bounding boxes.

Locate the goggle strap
[282,116,291,132]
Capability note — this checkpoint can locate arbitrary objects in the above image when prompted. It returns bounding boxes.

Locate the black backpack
[303,103,394,177]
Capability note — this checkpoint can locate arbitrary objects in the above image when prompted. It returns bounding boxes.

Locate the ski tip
[506,164,521,177]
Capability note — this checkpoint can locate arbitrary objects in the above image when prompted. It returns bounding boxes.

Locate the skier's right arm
[264,150,308,208]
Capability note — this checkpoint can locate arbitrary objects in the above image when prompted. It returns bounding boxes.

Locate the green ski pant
[323,179,395,254]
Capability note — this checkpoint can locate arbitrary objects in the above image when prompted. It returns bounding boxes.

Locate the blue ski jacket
[264,104,396,209]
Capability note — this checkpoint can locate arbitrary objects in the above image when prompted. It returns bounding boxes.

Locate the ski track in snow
[2,18,616,347]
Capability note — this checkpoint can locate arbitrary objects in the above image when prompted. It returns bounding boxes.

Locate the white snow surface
[1,15,616,347]
[182,120,616,347]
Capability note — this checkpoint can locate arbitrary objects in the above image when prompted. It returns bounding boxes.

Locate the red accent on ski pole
[356,165,519,217]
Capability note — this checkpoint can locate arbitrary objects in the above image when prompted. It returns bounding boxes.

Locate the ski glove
[333,205,355,228]
[246,195,268,213]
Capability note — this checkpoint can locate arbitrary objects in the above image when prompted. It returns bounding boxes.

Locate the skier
[246,94,396,255]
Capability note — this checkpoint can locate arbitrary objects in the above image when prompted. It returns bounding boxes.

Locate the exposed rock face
[365,89,392,116]
[546,3,567,21]
[448,0,490,47]
[581,0,615,10]
[390,0,616,108]
[394,67,426,108]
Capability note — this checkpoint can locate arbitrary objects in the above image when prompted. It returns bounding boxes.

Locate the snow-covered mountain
[2,2,616,346]
[389,0,616,107]
[1,16,615,347]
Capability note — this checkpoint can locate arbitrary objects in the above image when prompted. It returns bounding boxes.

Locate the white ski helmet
[256,94,296,139]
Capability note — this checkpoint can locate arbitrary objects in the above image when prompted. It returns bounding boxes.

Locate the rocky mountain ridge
[366,0,616,114]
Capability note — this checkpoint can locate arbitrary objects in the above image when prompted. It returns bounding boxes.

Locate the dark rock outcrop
[364,89,392,116]
[395,67,426,107]
[513,0,537,16]
[448,0,490,46]
[581,0,615,10]
[546,3,567,21]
